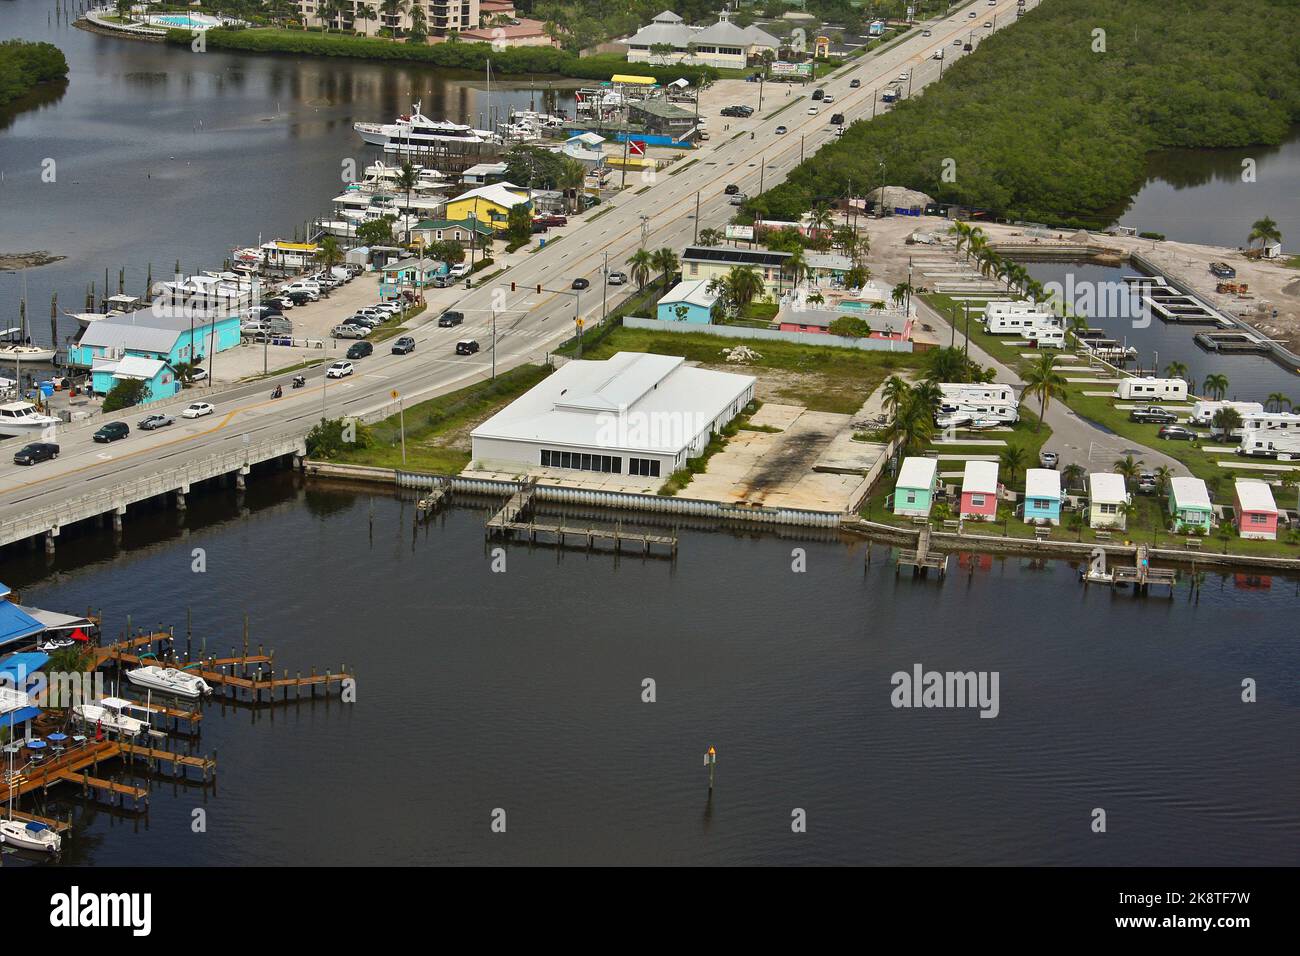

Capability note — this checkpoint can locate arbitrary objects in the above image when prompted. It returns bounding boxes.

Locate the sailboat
[0,747,63,854]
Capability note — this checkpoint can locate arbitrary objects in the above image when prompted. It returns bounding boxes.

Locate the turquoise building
[892,457,938,517]
[656,279,718,324]
[69,310,242,402]
[1023,468,1062,525]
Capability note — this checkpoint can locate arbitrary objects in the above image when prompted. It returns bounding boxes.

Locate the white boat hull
[126,665,212,698]
[0,819,61,853]
[0,346,57,363]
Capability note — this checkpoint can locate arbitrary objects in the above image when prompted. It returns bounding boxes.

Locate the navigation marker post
[704,745,717,792]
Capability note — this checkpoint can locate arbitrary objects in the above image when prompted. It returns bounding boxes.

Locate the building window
[1099,503,1117,514]
[541,449,621,473]
[970,495,985,507]
[628,457,660,477]
[905,492,916,504]
[1250,513,1268,524]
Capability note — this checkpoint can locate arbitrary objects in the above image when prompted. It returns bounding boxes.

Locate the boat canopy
[0,602,45,650]
[25,821,50,833]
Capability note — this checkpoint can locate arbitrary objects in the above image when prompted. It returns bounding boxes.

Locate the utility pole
[693,191,700,243]
[575,290,583,360]
[491,310,497,381]
[964,300,970,363]
[800,135,805,164]
[600,251,609,324]
[757,73,765,112]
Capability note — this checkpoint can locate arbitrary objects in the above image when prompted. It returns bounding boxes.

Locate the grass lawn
[327,363,552,474]
[563,323,923,415]
[922,293,1041,372]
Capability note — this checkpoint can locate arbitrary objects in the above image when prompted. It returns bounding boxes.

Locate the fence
[623,316,914,352]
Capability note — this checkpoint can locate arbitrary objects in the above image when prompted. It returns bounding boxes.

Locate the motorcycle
[271,385,283,399]
[291,375,306,389]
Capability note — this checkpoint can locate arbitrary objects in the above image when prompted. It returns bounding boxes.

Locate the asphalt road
[0,0,1039,525]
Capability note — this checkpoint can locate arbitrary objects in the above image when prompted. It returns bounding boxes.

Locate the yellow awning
[611,74,657,86]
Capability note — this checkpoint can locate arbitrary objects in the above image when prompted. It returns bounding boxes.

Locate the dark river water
[0,0,576,345]
[1,473,1297,866]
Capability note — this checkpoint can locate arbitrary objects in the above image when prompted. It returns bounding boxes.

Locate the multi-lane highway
[0,1,1037,532]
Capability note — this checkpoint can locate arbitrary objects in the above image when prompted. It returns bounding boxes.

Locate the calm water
[1106,127,1300,250]
[1027,261,1300,404]
[0,0,576,346]
[1,473,1297,866]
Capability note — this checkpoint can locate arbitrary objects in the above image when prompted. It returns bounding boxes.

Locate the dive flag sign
[628,140,647,157]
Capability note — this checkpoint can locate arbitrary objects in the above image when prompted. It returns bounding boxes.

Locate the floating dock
[485,481,678,558]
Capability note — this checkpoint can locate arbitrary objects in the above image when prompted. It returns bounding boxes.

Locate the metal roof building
[471,352,755,481]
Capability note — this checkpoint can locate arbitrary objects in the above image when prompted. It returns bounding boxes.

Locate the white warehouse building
[470,352,756,479]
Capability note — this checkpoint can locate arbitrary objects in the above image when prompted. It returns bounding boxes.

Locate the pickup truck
[1129,406,1179,424]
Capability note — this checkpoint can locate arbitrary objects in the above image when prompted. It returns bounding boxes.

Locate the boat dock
[1084,545,1177,594]
[896,526,948,577]
[485,481,678,558]
[1194,330,1271,353]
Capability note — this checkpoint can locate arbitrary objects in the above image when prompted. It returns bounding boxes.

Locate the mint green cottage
[892,456,938,517]
[1168,476,1213,533]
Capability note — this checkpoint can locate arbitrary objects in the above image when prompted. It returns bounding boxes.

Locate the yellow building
[444,182,532,232]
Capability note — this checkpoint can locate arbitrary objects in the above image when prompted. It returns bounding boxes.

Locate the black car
[830,113,845,126]
[849,78,861,88]
[14,442,58,465]
[93,421,130,443]
[246,304,282,320]
[571,278,590,290]
[724,184,740,195]
[346,341,373,360]
[391,336,416,355]
[286,291,313,306]
[438,311,465,327]
[1158,425,1195,441]
[138,414,174,430]
[811,88,825,101]
[455,340,480,355]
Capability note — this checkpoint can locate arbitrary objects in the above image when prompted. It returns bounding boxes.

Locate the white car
[933,49,944,59]
[181,402,214,419]
[326,361,354,379]
[807,106,819,115]
[189,366,208,381]
[371,302,402,315]
[331,324,369,339]
[898,72,910,81]
[821,94,834,104]
[923,29,932,36]
[447,263,469,278]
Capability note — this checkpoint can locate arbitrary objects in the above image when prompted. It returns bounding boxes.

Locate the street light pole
[600,251,609,325]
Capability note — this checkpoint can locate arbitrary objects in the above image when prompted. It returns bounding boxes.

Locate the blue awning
[0,602,44,648]
[0,652,50,687]
[2,706,40,726]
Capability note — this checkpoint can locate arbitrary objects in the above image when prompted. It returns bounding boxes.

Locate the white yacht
[0,401,60,438]
[126,664,213,699]
[354,101,499,152]
[0,343,57,363]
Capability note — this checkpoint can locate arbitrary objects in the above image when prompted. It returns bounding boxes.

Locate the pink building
[1233,478,1278,540]
[959,460,1000,521]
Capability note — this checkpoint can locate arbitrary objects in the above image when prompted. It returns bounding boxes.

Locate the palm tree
[725,266,762,313]
[999,446,1027,488]
[1021,353,1066,432]
[948,220,970,259]
[1211,406,1243,439]
[651,248,679,289]
[911,380,943,420]
[379,0,409,34]
[883,389,935,455]
[698,227,726,246]
[396,161,420,242]
[785,246,808,290]
[316,236,343,296]
[922,346,969,384]
[1153,465,1173,495]
[1113,454,1144,490]
[808,202,834,242]
[1203,373,1230,401]
[881,375,910,419]
[1061,463,1086,495]
[626,247,653,290]
[557,158,586,214]
[1247,216,1282,252]
[890,281,913,314]
[1164,360,1188,383]
[1266,392,1292,413]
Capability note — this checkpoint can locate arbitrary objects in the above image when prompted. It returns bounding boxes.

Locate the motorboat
[72,697,148,737]
[354,102,499,151]
[126,664,212,699]
[37,636,76,653]
[0,818,62,854]
[0,401,61,438]
[967,417,1003,430]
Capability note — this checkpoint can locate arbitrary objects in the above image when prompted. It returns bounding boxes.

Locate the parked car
[1137,473,1158,495]
[1129,406,1178,424]
[285,291,314,306]
[607,271,627,285]
[391,336,416,355]
[1039,450,1059,469]
[571,277,590,290]
[534,214,567,228]
[1158,425,1196,441]
[345,341,373,360]
[724,184,740,195]
[332,324,369,339]
[448,263,470,279]
[438,311,465,327]
[326,361,354,379]
[455,339,480,355]
[189,366,208,382]
[343,315,382,329]
[138,413,174,431]
[93,421,130,443]
[181,402,214,419]
[371,302,402,316]
[13,442,58,465]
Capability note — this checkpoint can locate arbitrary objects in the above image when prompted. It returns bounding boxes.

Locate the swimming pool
[146,13,222,29]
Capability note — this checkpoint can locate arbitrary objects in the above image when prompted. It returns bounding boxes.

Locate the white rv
[939,383,1018,405]
[982,309,1060,335]
[1237,428,1300,459]
[1024,325,1065,348]
[1188,400,1264,426]
[1117,377,1188,402]
[1238,410,1300,433]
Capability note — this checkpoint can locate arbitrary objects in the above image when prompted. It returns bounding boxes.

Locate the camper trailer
[1024,325,1065,349]
[1236,428,1300,459]
[1188,400,1264,426]
[1238,410,1300,433]
[982,310,1059,335]
[939,383,1017,405]
[1116,377,1189,402]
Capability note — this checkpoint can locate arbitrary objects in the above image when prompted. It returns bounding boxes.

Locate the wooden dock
[486,483,677,558]
[1111,545,1176,594]
[896,526,948,577]
[415,477,451,523]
